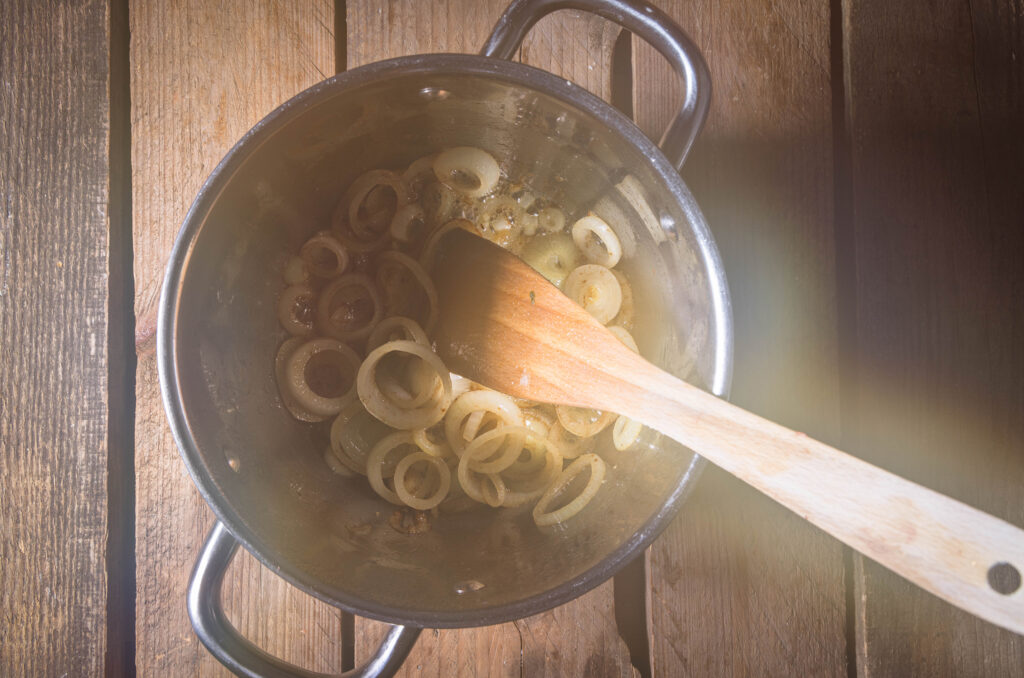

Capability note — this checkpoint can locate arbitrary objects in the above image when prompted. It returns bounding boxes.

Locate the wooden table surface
[2,0,1022,675]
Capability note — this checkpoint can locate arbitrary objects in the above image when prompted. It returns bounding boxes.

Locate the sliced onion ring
[345,169,410,240]
[433,146,500,198]
[462,426,529,474]
[366,316,430,353]
[394,451,451,510]
[555,404,614,438]
[357,340,453,429]
[300,231,349,278]
[366,431,420,505]
[572,215,622,268]
[564,264,622,325]
[612,415,644,451]
[282,337,361,418]
[317,273,383,343]
[532,453,606,526]
[375,250,439,334]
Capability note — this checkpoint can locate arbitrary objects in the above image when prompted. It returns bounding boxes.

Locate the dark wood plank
[0,1,113,675]
[842,0,1024,673]
[130,2,340,675]
[107,0,136,673]
[633,1,849,675]
[346,2,637,676]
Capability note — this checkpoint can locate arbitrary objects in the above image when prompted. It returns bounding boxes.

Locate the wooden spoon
[431,228,1024,636]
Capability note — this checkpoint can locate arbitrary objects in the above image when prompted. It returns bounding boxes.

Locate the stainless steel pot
[158,0,732,675]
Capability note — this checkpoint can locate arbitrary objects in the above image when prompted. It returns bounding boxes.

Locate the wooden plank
[346,2,637,675]
[130,2,339,675]
[0,1,112,675]
[108,0,136,673]
[842,0,1024,674]
[633,1,849,675]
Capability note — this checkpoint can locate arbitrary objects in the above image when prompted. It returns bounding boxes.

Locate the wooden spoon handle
[610,357,1024,635]
[431,229,1023,634]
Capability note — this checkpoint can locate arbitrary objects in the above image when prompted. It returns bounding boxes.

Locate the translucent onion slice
[345,169,410,240]
[532,453,607,526]
[317,273,383,343]
[546,419,594,460]
[572,215,622,268]
[555,404,615,438]
[394,451,451,510]
[375,250,438,334]
[401,153,438,198]
[520,212,539,238]
[444,389,523,456]
[519,231,581,288]
[449,372,474,400]
[366,431,420,505]
[377,355,444,410]
[419,181,458,226]
[389,203,427,244]
[521,406,556,438]
[357,340,453,429]
[433,146,500,198]
[502,437,563,508]
[300,231,349,278]
[274,337,323,422]
[331,211,391,253]
[612,415,644,451]
[564,264,622,324]
[456,459,507,508]
[419,218,474,271]
[607,325,639,353]
[276,283,315,337]
[462,426,529,474]
[282,337,361,418]
[330,398,394,475]
[477,195,526,250]
[461,410,486,441]
[366,316,429,354]
[412,421,450,459]
[502,430,557,480]
[515,189,537,211]
[537,206,566,234]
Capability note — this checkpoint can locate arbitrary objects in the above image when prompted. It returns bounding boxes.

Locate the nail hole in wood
[987,562,1021,595]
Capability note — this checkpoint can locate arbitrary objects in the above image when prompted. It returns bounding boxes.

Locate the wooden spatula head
[430,229,645,411]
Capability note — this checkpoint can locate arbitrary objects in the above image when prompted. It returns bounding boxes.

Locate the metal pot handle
[188,521,421,678]
[482,0,711,170]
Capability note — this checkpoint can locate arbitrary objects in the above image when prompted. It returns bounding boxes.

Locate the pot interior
[170,57,727,625]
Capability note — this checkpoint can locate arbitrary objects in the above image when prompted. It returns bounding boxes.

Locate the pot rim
[158,52,733,628]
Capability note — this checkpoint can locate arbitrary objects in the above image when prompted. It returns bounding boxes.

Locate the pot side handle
[188,521,421,678]
[481,0,711,170]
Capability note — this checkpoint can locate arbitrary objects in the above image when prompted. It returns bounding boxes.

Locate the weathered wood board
[633,1,848,675]
[0,1,114,675]
[842,0,1024,674]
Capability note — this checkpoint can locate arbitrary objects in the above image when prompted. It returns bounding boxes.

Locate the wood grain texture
[130,2,338,675]
[633,0,848,675]
[0,1,112,675]
[842,0,1024,673]
[346,2,636,676]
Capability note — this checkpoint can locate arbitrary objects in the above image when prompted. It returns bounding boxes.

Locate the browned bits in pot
[388,508,432,534]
